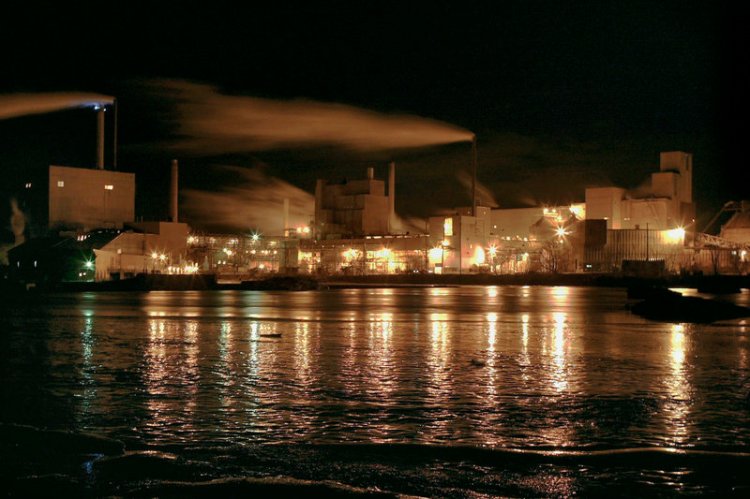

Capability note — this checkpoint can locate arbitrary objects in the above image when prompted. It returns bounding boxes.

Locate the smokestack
[96,107,105,169]
[113,98,118,170]
[314,179,325,239]
[471,135,477,216]
[366,167,374,180]
[388,161,396,234]
[170,159,179,223]
[283,198,290,237]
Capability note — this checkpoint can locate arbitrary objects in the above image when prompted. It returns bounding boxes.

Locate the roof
[722,211,750,230]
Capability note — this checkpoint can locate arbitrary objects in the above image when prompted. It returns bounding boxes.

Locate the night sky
[0,2,742,234]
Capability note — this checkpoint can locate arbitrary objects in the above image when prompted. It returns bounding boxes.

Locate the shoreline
[2,272,749,293]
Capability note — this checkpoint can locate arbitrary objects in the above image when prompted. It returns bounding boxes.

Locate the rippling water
[2,286,749,496]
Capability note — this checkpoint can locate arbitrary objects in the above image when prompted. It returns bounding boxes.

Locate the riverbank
[2,271,749,293]
[320,272,750,291]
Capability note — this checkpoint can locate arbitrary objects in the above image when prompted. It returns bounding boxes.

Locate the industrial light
[555,227,568,237]
[84,260,94,269]
[428,247,444,264]
[474,246,485,265]
[665,227,686,244]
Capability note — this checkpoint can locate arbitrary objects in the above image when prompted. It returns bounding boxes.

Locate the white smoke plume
[0,93,114,120]
[391,215,428,234]
[157,80,474,153]
[182,165,314,234]
[456,170,500,208]
[10,198,25,246]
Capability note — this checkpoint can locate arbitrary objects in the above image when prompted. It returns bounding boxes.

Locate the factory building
[427,206,492,273]
[93,222,190,281]
[299,163,433,275]
[585,151,694,230]
[489,204,585,241]
[298,235,429,275]
[315,164,396,239]
[48,165,135,231]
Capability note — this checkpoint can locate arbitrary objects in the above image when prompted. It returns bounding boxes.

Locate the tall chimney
[170,159,179,223]
[283,198,290,237]
[471,135,477,216]
[388,161,396,234]
[112,98,118,170]
[96,107,105,169]
[314,179,325,239]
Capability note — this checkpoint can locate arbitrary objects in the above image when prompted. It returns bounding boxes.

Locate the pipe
[314,179,325,239]
[388,161,396,233]
[283,198,290,237]
[113,98,118,170]
[96,107,105,169]
[471,135,477,217]
[366,167,374,180]
[170,159,179,223]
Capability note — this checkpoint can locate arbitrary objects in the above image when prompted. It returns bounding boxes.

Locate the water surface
[2,286,749,496]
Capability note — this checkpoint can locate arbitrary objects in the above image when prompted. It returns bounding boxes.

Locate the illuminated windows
[444,218,453,236]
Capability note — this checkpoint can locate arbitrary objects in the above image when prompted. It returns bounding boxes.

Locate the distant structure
[314,165,395,239]
[586,151,694,230]
[719,202,750,244]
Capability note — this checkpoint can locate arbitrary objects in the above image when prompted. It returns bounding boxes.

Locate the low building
[93,222,190,281]
[298,234,429,275]
[720,209,750,245]
[7,230,122,284]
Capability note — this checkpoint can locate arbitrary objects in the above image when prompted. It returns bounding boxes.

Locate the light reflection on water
[666,323,690,446]
[3,286,750,452]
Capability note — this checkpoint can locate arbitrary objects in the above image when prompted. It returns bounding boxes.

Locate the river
[1,286,749,496]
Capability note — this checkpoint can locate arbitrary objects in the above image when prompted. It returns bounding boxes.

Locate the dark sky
[0,1,742,233]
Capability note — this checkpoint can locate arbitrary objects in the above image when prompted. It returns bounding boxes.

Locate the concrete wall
[623,198,671,230]
[49,165,135,230]
[491,207,546,239]
[660,151,692,203]
[127,221,189,260]
[93,223,190,281]
[585,187,625,229]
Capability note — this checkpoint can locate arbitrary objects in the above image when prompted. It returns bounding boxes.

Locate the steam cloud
[182,165,314,234]
[456,170,500,208]
[0,93,115,120]
[158,80,474,153]
[10,198,25,246]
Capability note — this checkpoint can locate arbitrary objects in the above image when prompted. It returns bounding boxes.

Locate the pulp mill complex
[3,105,750,285]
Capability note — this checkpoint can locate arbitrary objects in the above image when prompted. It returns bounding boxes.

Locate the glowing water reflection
[11,286,750,459]
[665,323,690,445]
[551,312,568,392]
[425,312,452,440]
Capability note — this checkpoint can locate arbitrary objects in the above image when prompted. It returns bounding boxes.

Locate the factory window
[57,181,65,187]
[444,218,453,236]
[104,184,114,190]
